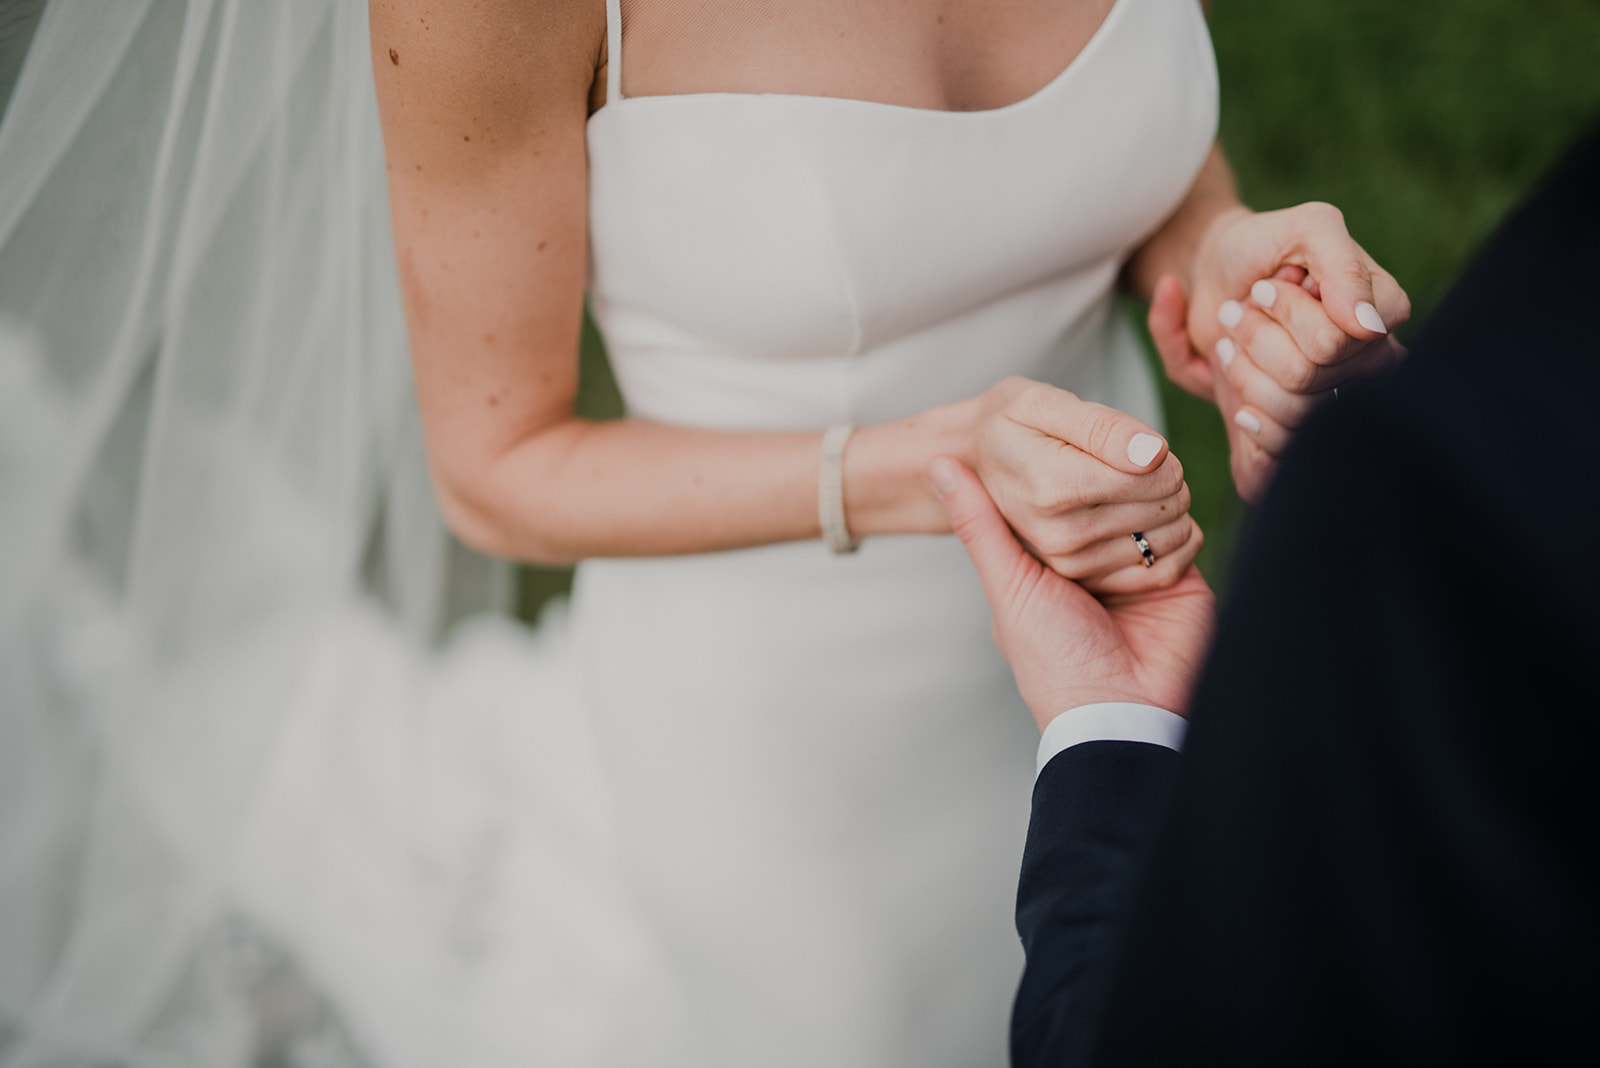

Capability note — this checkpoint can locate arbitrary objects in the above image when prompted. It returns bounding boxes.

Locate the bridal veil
[0,2,651,1063]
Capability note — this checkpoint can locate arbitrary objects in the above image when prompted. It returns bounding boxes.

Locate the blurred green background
[522,0,1600,620]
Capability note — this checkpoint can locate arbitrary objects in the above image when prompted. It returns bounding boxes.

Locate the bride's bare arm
[369,0,1193,590]
[371,0,937,562]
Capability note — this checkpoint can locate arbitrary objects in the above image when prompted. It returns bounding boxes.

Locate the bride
[0,0,1405,1064]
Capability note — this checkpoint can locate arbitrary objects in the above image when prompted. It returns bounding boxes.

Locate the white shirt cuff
[1035,702,1188,778]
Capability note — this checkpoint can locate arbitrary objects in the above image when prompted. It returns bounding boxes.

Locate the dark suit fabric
[1012,741,1181,1065]
[1013,123,1600,1067]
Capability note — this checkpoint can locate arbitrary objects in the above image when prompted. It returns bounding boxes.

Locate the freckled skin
[371,0,611,558]
[367,0,1218,569]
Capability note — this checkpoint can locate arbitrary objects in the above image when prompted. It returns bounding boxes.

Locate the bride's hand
[1148,203,1411,502]
[970,377,1200,596]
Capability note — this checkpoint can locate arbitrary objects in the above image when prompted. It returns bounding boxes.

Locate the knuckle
[1024,379,1069,408]
[1151,529,1184,565]
[1149,562,1184,590]
[1043,539,1088,566]
[1271,356,1315,395]
[1071,501,1112,541]
[1025,475,1074,514]
[1026,486,1062,514]
[1290,356,1321,393]
[1171,480,1193,517]
[1084,409,1121,462]
[1161,453,1185,493]
[990,376,1030,410]
[1042,520,1093,559]
[1303,200,1345,229]
[1391,292,1414,326]
[1016,385,1054,425]
[1228,364,1254,402]
[1313,323,1350,364]
[1090,465,1125,499]
[1344,259,1374,286]
[1231,310,1260,346]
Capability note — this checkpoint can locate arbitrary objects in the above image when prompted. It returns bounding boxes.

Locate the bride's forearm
[1120,144,1247,301]
[436,402,977,564]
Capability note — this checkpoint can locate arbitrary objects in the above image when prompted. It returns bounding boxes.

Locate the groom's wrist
[1026,684,1171,735]
[1035,702,1188,778]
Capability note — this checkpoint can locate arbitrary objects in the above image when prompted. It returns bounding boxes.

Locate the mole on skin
[389,48,399,65]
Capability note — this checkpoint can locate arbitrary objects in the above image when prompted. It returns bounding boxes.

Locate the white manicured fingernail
[1250,279,1277,308]
[1355,301,1388,334]
[1218,300,1245,328]
[1234,409,1263,434]
[1214,337,1236,367]
[1127,432,1164,468]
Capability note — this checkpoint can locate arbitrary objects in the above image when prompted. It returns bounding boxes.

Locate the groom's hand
[930,457,1217,732]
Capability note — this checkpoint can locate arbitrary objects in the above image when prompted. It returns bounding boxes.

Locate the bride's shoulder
[369,0,605,145]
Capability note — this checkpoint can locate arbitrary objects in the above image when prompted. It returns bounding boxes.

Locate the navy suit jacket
[1012,122,1600,1066]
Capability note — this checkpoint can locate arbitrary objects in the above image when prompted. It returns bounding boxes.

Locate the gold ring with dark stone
[1131,532,1156,568]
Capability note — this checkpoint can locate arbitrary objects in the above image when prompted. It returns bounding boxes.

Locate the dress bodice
[575,8,1220,1062]
[584,0,1219,431]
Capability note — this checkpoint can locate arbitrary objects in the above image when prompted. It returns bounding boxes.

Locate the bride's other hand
[969,377,1201,596]
[1146,202,1410,502]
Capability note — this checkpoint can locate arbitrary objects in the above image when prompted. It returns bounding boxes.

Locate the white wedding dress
[0,0,1216,1064]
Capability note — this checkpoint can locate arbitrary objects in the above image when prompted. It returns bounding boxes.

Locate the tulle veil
[0,2,650,1063]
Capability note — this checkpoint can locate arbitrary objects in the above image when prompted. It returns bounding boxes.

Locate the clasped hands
[1151,201,1411,503]
[954,202,1408,724]
[958,387,1211,726]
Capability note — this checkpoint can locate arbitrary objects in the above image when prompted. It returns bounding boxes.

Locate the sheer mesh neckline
[593,0,1132,121]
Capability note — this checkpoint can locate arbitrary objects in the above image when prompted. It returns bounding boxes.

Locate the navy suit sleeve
[1081,123,1600,1066]
[1010,740,1180,1068]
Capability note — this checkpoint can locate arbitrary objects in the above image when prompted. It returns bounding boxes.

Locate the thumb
[1148,274,1213,400]
[929,456,1040,609]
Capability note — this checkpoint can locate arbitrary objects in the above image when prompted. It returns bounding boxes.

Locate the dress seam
[774,123,865,421]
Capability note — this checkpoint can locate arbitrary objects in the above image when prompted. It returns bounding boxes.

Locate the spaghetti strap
[605,0,624,103]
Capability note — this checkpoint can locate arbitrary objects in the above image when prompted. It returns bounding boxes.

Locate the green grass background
[522,0,1600,619]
